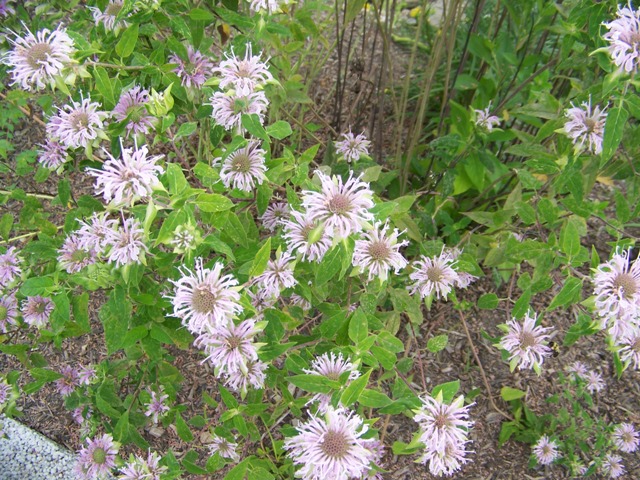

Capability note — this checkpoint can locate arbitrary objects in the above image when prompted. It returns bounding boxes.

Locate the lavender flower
[499,311,552,372]
[218,140,267,192]
[335,129,371,163]
[75,434,119,480]
[119,451,167,480]
[247,288,277,320]
[475,104,500,131]
[38,138,68,169]
[407,249,459,300]
[194,319,259,375]
[284,407,373,480]
[532,435,559,466]
[617,328,640,369]
[208,434,240,462]
[601,453,625,478]
[55,366,79,397]
[362,439,385,480]
[21,295,54,328]
[104,217,148,267]
[0,292,19,333]
[78,365,96,385]
[4,25,75,91]
[303,352,360,413]
[585,370,605,394]
[89,1,128,31]
[564,97,607,155]
[209,86,269,133]
[144,387,170,424]
[224,359,267,393]
[290,293,312,312]
[76,213,118,255]
[216,43,273,91]
[612,423,639,453]
[72,406,92,425]
[413,394,474,476]
[301,171,374,240]
[0,246,21,287]
[283,210,332,263]
[169,46,214,89]
[260,201,290,231]
[249,0,290,14]
[47,96,108,149]
[0,0,15,17]
[603,2,640,72]
[252,251,297,296]
[112,86,155,135]
[0,380,11,405]
[352,221,408,281]
[168,257,242,334]
[58,234,97,273]
[88,143,164,206]
[593,249,640,337]
[565,360,589,379]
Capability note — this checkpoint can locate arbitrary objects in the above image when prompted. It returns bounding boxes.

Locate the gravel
[0,415,77,480]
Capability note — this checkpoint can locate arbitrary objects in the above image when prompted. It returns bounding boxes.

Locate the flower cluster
[565,361,606,394]
[47,95,109,150]
[407,248,459,300]
[334,129,371,163]
[216,139,267,192]
[532,435,559,466]
[499,311,553,372]
[603,2,640,73]
[118,451,167,480]
[413,394,474,477]
[112,85,155,136]
[169,45,214,89]
[75,434,119,480]
[564,97,607,155]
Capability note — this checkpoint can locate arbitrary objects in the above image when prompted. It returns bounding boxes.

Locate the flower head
[617,328,640,369]
[283,210,332,263]
[303,352,360,413]
[104,217,148,267]
[78,365,96,385]
[75,434,119,480]
[144,387,170,424]
[603,3,640,73]
[112,86,155,136]
[301,171,374,240]
[352,221,408,281]
[58,233,97,273]
[194,319,259,375]
[88,143,164,206]
[407,249,459,300]
[209,86,269,133]
[564,97,607,155]
[47,96,108,149]
[284,407,373,480]
[21,295,54,328]
[247,288,277,320]
[0,292,19,333]
[260,201,289,231]
[532,435,559,466]
[216,43,273,91]
[224,359,268,393]
[602,453,625,478]
[0,0,15,17]
[218,140,267,192]
[585,370,605,394]
[249,0,290,14]
[252,251,297,296]
[593,249,640,337]
[55,366,80,397]
[475,105,500,131]
[76,213,118,255]
[0,246,21,287]
[335,130,371,163]
[169,46,214,89]
[89,1,128,31]
[499,311,552,371]
[413,394,474,477]
[565,360,589,379]
[209,435,240,462]
[38,138,68,170]
[169,257,242,334]
[4,25,75,91]
[612,423,639,453]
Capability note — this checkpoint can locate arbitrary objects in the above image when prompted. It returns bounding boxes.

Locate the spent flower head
[4,25,75,91]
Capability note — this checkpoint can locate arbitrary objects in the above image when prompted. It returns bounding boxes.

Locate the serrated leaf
[315,246,342,286]
[340,370,371,407]
[175,413,194,442]
[560,218,581,257]
[547,277,583,310]
[426,334,448,353]
[93,66,115,109]
[115,23,139,58]
[288,374,336,394]
[19,276,55,296]
[99,286,132,354]
[431,380,460,403]
[189,7,215,20]
[241,114,268,141]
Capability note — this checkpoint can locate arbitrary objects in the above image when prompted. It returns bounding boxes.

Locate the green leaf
[288,374,337,394]
[224,460,249,480]
[241,114,268,141]
[156,209,188,245]
[99,286,132,354]
[431,380,460,404]
[248,238,271,279]
[50,291,70,333]
[19,276,55,296]
[547,277,583,310]
[348,308,368,345]
[340,370,371,407]
[113,411,130,442]
[426,334,448,353]
[29,368,62,382]
[189,7,215,20]
[72,292,90,333]
[176,122,198,138]
[315,246,342,286]
[560,217,581,257]
[266,121,292,140]
[0,213,13,240]
[115,23,139,58]
[602,106,629,162]
[359,389,392,408]
[196,193,234,212]
[93,66,115,109]
[477,293,499,309]
[370,346,396,369]
[501,386,526,401]
[345,0,367,22]
[176,413,194,442]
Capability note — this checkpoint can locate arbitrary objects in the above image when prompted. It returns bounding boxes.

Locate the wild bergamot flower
[474,104,500,131]
[612,423,639,453]
[564,97,607,155]
[260,201,290,231]
[499,311,552,372]
[104,217,148,267]
[352,220,408,281]
[194,319,259,375]
[216,43,273,91]
[209,85,269,133]
[21,295,55,328]
[89,1,128,32]
[169,257,242,334]
[0,292,19,333]
[112,85,155,136]
[603,2,640,73]
[335,129,371,163]
[169,46,214,89]
[47,96,108,150]
[75,433,119,480]
[532,435,559,466]
[283,210,332,263]
[57,233,98,273]
[208,434,240,462]
[303,352,360,413]
[0,246,21,287]
[252,251,298,297]
[218,140,267,192]
[407,249,459,300]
